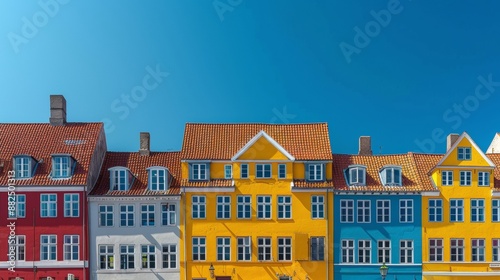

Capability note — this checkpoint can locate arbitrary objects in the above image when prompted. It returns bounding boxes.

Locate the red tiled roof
[293,180,334,189]
[181,123,332,161]
[90,152,182,196]
[487,154,500,190]
[332,153,441,192]
[0,123,103,186]
[180,179,234,188]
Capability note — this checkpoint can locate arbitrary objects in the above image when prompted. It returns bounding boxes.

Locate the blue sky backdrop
[1,0,500,154]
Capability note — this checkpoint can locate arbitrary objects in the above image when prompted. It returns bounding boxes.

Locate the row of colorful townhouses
[3,95,500,280]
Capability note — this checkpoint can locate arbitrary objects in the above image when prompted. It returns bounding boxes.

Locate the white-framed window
[310,237,325,261]
[141,245,156,269]
[493,239,500,261]
[190,163,208,180]
[472,239,485,262]
[192,237,206,261]
[14,156,34,178]
[340,199,354,223]
[312,195,324,219]
[479,171,490,186]
[278,196,291,219]
[451,238,464,262]
[341,239,354,263]
[428,199,442,222]
[450,199,464,222]
[257,195,271,219]
[237,237,251,261]
[99,205,114,227]
[120,205,134,227]
[41,194,57,217]
[381,166,402,186]
[460,171,471,186]
[149,168,166,191]
[52,155,73,178]
[224,165,232,179]
[256,164,271,178]
[192,195,206,219]
[63,235,79,261]
[120,245,135,269]
[357,200,371,223]
[13,235,25,261]
[376,200,390,223]
[307,163,324,181]
[348,165,366,185]
[278,164,287,179]
[278,237,292,261]
[99,245,114,269]
[240,164,248,179]
[64,194,79,217]
[217,196,231,219]
[399,199,413,223]
[493,199,500,222]
[162,204,176,226]
[358,240,371,264]
[237,195,251,219]
[377,240,390,263]
[8,194,25,218]
[258,237,272,261]
[141,204,155,226]
[458,147,471,160]
[217,237,231,261]
[429,239,443,262]
[471,199,485,222]
[442,171,453,186]
[162,244,177,269]
[110,168,132,191]
[400,240,413,264]
[40,235,57,261]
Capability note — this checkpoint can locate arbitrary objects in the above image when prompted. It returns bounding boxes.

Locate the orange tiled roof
[487,154,500,190]
[181,123,332,161]
[332,153,441,192]
[180,179,234,188]
[90,152,182,196]
[0,123,103,186]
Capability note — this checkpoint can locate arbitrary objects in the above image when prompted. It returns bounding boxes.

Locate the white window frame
[217,237,231,261]
[41,194,57,218]
[278,237,292,261]
[192,196,206,219]
[110,168,130,191]
[141,204,155,226]
[141,245,156,269]
[376,200,390,223]
[493,239,500,262]
[312,195,325,219]
[237,195,251,219]
[149,168,167,191]
[348,166,366,185]
[192,237,206,261]
[257,195,271,219]
[99,244,115,269]
[52,155,72,178]
[120,204,135,227]
[13,235,25,261]
[493,199,500,222]
[217,196,231,219]
[240,164,248,179]
[457,147,471,160]
[237,237,251,261]
[358,240,371,264]
[450,199,464,222]
[120,245,135,270]
[277,196,292,219]
[357,200,371,223]
[40,235,57,261]
[63,235,79,261]
[340,199,354,223]
[399,199,413,223]
[191,163,208,180]
[377,240,391,264]
[307,163,324,181]
[459,170,472,186]
[224,164,232,179]
[14,156,32,178]
[471,199,485,222]
[429,238,443,262]
[341,239,354,263]
[256,164,272,178]
[9,194,26,218]
[258,237,272,261]
[472,238,485,262]
[479,171,490,186]
[383,167,402,186]
[442,171,453,186]
[162,204,176,226]
[64,194,79,217]
[450,238,464,262]
[162,244,177,269]
[99,205,114,227]
[400,240,413,264]
[428,199,442,222]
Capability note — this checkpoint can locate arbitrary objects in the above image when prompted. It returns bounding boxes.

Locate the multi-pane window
[460,171,472,186]
[278,237,292,261]
[217,196,231,219]
[357,200,371,223]
[376,200,390,223]
[224,165,232,179]
[458,147,471,160]
[237,237,251,261]
[99,245,114,269]
[399,199,413,223]
[15,156,32,178]
[258,237,272,261]
[63,235,79,261]
[450,239,464,262]
[40,235,57,261]
[358,240,371,264]
[240,164,248,179]
[99,205,114,227]
[64,194,79,217]
[110,168,128,191]
[348,166,366,185]
[471,199,485,222]
[429,239,443,262]
[191,163,208,180]
[53,156,71,178]
[162,204,176,226]
[340,199,354,222]
[256,164,271,178]
[141,245,156,268]
[278,164,287,179]
[120,205,134,227]
[400,240,413,264]
[450,199,464,222]
[162,245,177,268]
[278,196,292,219]
[384,167,402,186]
[192,196,206,219]
[192,237,206,261]
[341,240,354,263]
[217,237,231,261]
[13,235,25,261]
[307,163,324,181]
[120,245,135,269]
[141,204,155,226]
[9,194,25,218]
[472,239,485,262]
[149,168,166,191]
[442,171,453,186]
[41,194,57,217]
[479,172,490,186]
[257,196,271,219]
[310,237,325,261]
[312,195,325,219]
[493,200,500,222]
[493,239,500,261]
[237,195,251,219]
[428,199,442,222]
[377,240,390,263]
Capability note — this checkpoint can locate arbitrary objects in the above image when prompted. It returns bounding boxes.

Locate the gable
[232,131,294,161]
[438,133,494,167]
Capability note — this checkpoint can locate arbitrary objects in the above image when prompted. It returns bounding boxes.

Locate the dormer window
[148,167,168,191]
[52,155,75,178]
[109,167,134,191]
[380,166,402,186]
[346,165,366,186]
[190,163,209,181]
[13,155,37,178]
[306,163,325,181]
[457,147,471,160]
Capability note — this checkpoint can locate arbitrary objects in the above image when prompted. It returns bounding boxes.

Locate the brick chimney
[139,132,150,156]
[49,95,67,126]
[359,136,372,155]
[447,133,459,151]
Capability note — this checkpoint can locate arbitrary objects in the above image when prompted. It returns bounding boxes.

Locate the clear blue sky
[1,0,500,154]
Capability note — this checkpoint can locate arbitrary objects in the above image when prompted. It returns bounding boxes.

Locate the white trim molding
[0,186,85,192]
[231,130,295,161]
[183,187,235,193]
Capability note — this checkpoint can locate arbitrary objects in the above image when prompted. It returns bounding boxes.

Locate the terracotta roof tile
[180,179,234,188]
[292,180,334,189]
[181,123,332,161]
[0,123,103,186]
[487,154,500,190]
